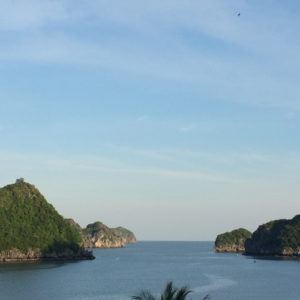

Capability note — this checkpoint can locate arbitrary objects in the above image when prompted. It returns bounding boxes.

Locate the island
[0,179,94,262]
[245,215,300,256]
[214,228,252,253]
[66,219,136,248]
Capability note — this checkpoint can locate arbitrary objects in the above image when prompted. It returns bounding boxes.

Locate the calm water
[0,242,299,299]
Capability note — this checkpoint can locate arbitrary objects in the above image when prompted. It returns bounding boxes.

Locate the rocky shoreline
[0,247,95,262]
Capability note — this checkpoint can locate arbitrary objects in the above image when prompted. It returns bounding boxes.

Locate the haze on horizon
[0,0,300,241]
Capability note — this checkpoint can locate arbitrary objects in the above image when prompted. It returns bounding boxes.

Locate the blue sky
[1,0,300,240]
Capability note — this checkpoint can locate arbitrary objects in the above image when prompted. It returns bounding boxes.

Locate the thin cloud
[179,124,196,133]
[136,115,148,122]
[0,0,67,30]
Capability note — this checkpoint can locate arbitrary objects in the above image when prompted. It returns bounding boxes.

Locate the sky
[0,0,300,241]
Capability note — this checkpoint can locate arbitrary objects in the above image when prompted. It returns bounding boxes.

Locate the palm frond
[132,281,193,300]
[161,281,177,300]
[132,290,156,300]
[174,286,191,300]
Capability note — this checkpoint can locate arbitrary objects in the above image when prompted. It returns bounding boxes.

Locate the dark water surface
[0,242,299,299]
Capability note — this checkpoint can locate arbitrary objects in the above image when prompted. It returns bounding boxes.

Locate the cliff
[0,247,93,262]
[215,228,252,253]
[0,180,94,261]
[245,215,300,256]
[82,221,125,248]
[66,219,136,248]
[111,227,137,244]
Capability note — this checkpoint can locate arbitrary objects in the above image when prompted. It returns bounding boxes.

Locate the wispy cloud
[0,0,67,30]
[179,124,196,133]
[0,1,299,109]
[0,151,240,184]
[136,115,148,122]
[1,147,298,186]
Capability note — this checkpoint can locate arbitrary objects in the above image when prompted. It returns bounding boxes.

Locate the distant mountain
[215,228,252,253]
[245,215,300,256]
[66,219,136,248]
[0,179,94,262]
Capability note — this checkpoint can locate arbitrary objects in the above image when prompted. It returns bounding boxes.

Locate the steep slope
[245,215,300,256]
[215,228,252,253]
[0,180,94,261]
[111,227,136,244]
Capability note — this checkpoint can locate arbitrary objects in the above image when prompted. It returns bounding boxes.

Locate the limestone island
[0,179,94,262]
[245,215,300,256]
[214,228,252,253]
[67,219,136,248]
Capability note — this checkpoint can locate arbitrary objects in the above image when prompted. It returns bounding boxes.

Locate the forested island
[215,228,251,253]
[0,179,136,262]
[0,179,94,262]
[215,215,300,257]
[245,215,300,256]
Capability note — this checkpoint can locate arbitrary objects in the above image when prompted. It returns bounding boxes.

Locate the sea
[0,241,299,300]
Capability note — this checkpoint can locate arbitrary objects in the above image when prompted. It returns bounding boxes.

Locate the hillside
[215,228,252,253]
[111,227,136,244]
[0,179,94,261]
[67,219,136,248]
[245,215,300,256]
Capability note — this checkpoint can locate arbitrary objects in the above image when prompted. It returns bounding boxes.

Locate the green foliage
[215,228,251,248]
[132,282,192,300]
[0,181,82,253]
[251,215,300,250]
[65,218,82,233]
[81,221,120,243]
[83,221,108,235]
[111,226,135,241]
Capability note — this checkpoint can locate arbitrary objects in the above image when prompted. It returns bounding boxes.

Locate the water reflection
[0,260,81,272]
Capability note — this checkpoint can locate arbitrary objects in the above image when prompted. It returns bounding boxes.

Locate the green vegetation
[65,218,83,234]
[66,219,136,247]
[82,221,115,241]
[0,180,82,253]
[111,226,136,242]
[215,228,251,249]
[250,215,300,251]
[82,221,109,235]
[132,282,193,300]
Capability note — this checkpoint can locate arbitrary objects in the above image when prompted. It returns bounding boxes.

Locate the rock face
[67,219,137,248]
[111,227,137,244]
[83,222,126,248]
[245,215,300,256]
[215,228,252,253]
[0,180,94,262]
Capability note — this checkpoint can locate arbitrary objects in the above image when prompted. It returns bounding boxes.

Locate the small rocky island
[67,219,136,248]
[215,228,252,253]
[245,215,300,256]
[0,179,94,262]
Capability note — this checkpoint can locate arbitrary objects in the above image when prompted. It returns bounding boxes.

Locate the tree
[132,282,191,300]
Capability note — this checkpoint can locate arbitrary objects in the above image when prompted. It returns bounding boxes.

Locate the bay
[0,242,299,299]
